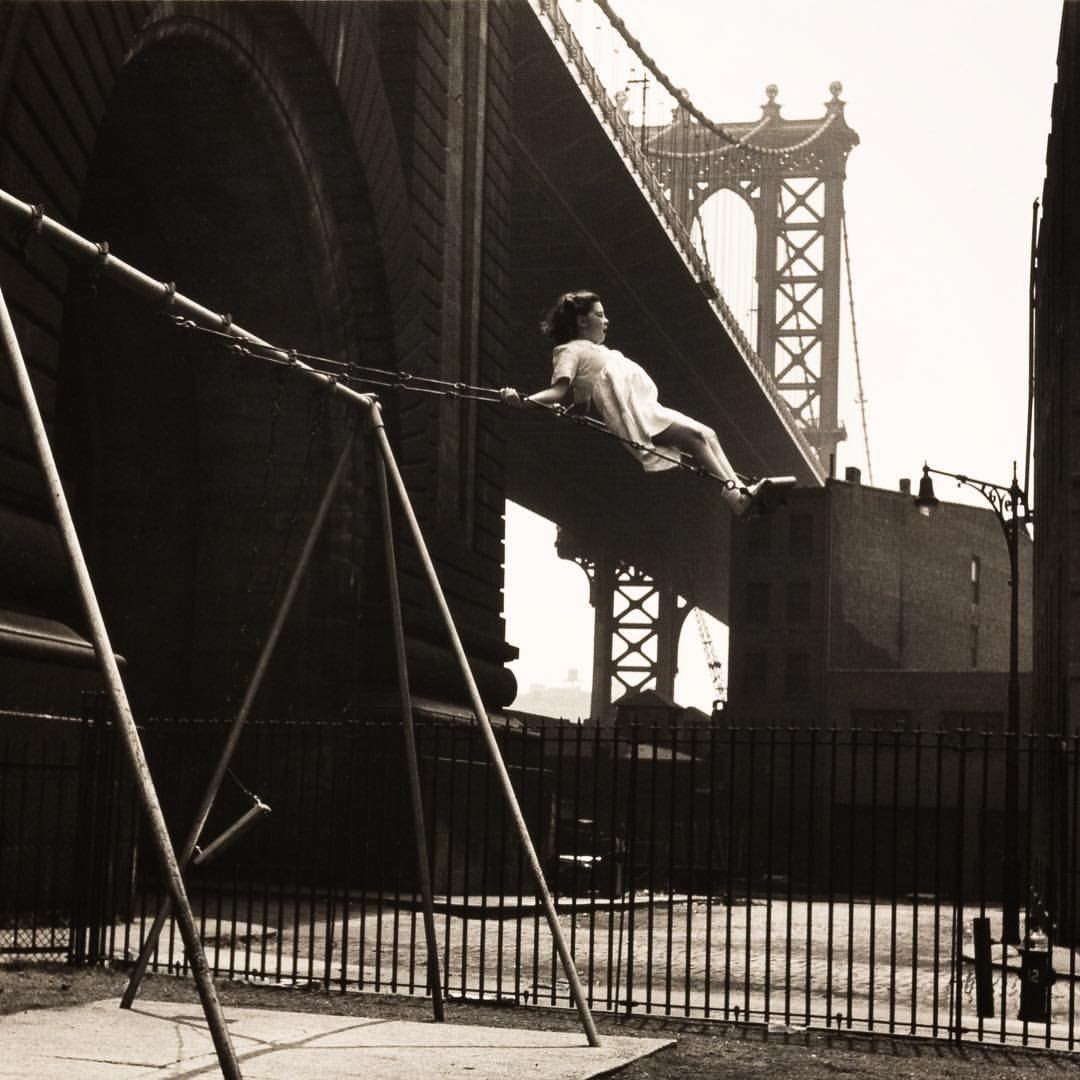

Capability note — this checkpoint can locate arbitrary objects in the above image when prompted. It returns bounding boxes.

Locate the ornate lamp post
[914,463,1031,946]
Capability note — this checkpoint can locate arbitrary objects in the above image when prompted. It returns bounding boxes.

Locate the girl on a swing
[499,290,795,517]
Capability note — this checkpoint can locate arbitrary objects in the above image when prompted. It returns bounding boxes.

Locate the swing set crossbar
[0,189,373,411]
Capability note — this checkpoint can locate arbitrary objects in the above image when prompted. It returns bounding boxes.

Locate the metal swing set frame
[0,188,599,1080]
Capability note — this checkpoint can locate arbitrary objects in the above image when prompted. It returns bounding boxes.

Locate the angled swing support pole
[0,287,243,1080]
[375,443,445,1022]
[367,400,601,1048]
[120,424,359,1009]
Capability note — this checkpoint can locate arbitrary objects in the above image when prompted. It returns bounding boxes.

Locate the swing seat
[192,798,271,867]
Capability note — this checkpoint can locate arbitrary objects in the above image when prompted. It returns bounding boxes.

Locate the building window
[783,651,810,700]
[789,513,814,556]
[970,624,978,668]
[743,650,769,698]
[747,516,772,557]
[785,581,811,625]
[971,555,981,604]
[745,582,770,624]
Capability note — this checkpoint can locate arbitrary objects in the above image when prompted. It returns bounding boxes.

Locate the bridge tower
[641,84,859,470]
[558,534,690,722]
[568,84,858,721]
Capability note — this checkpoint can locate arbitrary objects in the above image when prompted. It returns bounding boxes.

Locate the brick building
[1036,0,1080,738]
[1034,0,1080,937]
[726,469,1033,729]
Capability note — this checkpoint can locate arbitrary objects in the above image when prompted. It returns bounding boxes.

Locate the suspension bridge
[0,4,1002,1076]
[506,0,862,712]
[0,0,863,722]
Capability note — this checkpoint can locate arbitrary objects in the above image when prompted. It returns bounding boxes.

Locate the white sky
[504,0,1065,713]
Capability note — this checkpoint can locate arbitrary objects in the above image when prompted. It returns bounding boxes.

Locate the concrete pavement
[0,999,673,1079]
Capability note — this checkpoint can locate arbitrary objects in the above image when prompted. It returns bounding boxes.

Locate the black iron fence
[1,708,130,961]
[4,710,1080,1049]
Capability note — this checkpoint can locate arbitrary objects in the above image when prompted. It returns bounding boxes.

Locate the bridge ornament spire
[762,83,782,121]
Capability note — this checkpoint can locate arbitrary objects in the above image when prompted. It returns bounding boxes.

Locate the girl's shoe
[738,476,797,516]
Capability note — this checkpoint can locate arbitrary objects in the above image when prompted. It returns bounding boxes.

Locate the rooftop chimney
[844,466,861,484]
[899,478,911,495]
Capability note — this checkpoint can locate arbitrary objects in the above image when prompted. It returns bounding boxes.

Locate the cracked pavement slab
[0,999,674,1078]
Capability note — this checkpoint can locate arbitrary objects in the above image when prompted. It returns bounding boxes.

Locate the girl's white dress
[551,338,682,472]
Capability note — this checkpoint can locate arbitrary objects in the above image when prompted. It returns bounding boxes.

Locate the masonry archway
[56,8,397,718]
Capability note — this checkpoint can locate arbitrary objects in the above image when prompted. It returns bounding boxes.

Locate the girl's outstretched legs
[653,418,751,514]
[652,417,797,516]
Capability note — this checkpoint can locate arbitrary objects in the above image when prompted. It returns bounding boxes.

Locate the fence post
[951,731,968,1043]
[70,694,108,965]
[624,724,639,1015]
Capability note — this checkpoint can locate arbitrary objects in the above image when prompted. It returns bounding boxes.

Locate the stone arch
[50,4,410,717]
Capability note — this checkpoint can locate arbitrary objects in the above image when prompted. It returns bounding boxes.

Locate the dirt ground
[0,962,1075,1079]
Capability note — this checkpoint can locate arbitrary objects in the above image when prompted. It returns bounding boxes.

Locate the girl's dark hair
[540,290,601,345]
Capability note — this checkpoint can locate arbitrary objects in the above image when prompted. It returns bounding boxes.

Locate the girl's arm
[499,377,571,409]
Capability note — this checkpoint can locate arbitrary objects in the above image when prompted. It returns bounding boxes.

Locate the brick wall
[829,480,1031,674]
[728,476,1033,727]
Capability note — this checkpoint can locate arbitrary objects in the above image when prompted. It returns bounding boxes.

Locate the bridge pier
[560,535,687,722]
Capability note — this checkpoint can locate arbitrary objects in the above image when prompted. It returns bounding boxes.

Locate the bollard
[972,917,994,1019]
[1017,921,1054,1024]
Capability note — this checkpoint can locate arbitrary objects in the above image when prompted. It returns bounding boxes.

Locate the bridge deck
[504,3,825,619]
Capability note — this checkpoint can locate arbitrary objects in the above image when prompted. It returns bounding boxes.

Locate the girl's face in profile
[577,302,608,344]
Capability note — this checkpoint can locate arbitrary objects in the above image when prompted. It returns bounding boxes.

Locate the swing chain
[162,311,754,490]
[226,766,259,804]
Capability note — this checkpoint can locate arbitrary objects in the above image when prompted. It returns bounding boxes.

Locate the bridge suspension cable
[841,203,873,483]
[590,0,839,155]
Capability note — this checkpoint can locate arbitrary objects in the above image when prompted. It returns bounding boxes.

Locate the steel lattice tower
[559,536,689,721]
[641,84,859,470]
